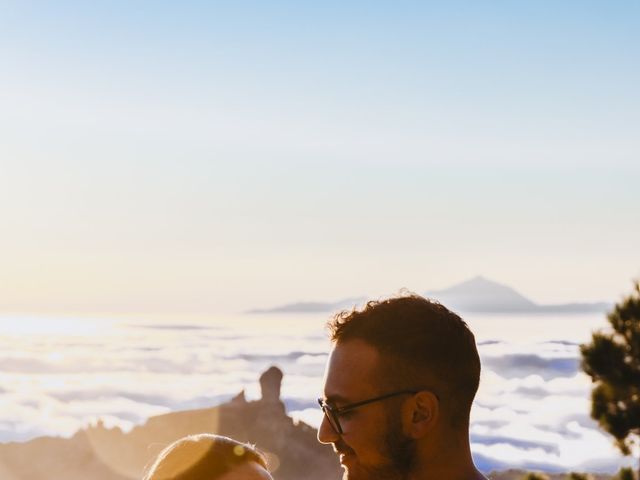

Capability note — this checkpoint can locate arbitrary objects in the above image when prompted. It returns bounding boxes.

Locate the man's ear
[403,391,439,439]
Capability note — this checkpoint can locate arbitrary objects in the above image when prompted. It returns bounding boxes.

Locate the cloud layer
[0,314,633,473]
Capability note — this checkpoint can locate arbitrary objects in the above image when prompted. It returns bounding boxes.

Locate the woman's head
[144,434,273,480]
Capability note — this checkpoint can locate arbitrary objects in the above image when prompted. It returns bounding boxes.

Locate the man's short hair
[327,293,481,428]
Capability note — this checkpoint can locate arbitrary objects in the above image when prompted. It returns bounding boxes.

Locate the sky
[1,1,639,315]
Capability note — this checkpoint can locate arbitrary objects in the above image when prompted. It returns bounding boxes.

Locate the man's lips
[335,448,355,458]
[334,440,354,455]
[334,441,355,465]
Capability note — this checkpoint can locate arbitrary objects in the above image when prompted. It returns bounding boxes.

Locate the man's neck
[409,431,487,480]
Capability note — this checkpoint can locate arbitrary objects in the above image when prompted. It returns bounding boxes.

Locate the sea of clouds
[0,313,634,473]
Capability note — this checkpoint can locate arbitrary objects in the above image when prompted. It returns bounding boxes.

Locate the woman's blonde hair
[144,433,267,480]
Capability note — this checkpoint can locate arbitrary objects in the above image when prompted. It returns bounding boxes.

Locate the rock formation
[260,366,283,403]
[0,367,340,480]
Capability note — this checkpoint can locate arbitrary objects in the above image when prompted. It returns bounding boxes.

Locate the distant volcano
[426,276,536,312]
[249,276,610,314]
[426,276,609,314]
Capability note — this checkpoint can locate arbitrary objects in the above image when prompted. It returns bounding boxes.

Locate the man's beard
[342,412,416,480]
[384,411,416,478]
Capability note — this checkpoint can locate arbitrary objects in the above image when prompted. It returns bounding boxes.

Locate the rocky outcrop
[0,367,340,480]
[260,366,284,403]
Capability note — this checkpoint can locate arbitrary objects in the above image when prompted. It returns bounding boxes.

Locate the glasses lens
[327,407,341,434]
[320,402,341,434]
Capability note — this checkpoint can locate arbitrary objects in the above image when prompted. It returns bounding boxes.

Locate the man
[317,294,488,480]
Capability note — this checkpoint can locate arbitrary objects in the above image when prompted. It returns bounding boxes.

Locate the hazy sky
[1,1,639,314]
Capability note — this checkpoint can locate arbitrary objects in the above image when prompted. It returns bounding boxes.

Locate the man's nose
[317,412,340,444]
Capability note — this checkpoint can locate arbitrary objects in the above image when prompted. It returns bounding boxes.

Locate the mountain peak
[459,275,501,287]
[426,276,537,312]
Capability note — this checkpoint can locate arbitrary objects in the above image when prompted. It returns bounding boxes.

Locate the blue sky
[1,1,638,313]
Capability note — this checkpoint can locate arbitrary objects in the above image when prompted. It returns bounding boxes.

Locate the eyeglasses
[317,390,418,435]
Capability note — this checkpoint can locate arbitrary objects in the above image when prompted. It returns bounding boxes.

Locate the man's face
[318,339,416,480]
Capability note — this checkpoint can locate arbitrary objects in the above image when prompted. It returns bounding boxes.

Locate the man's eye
[338,410,355,419]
